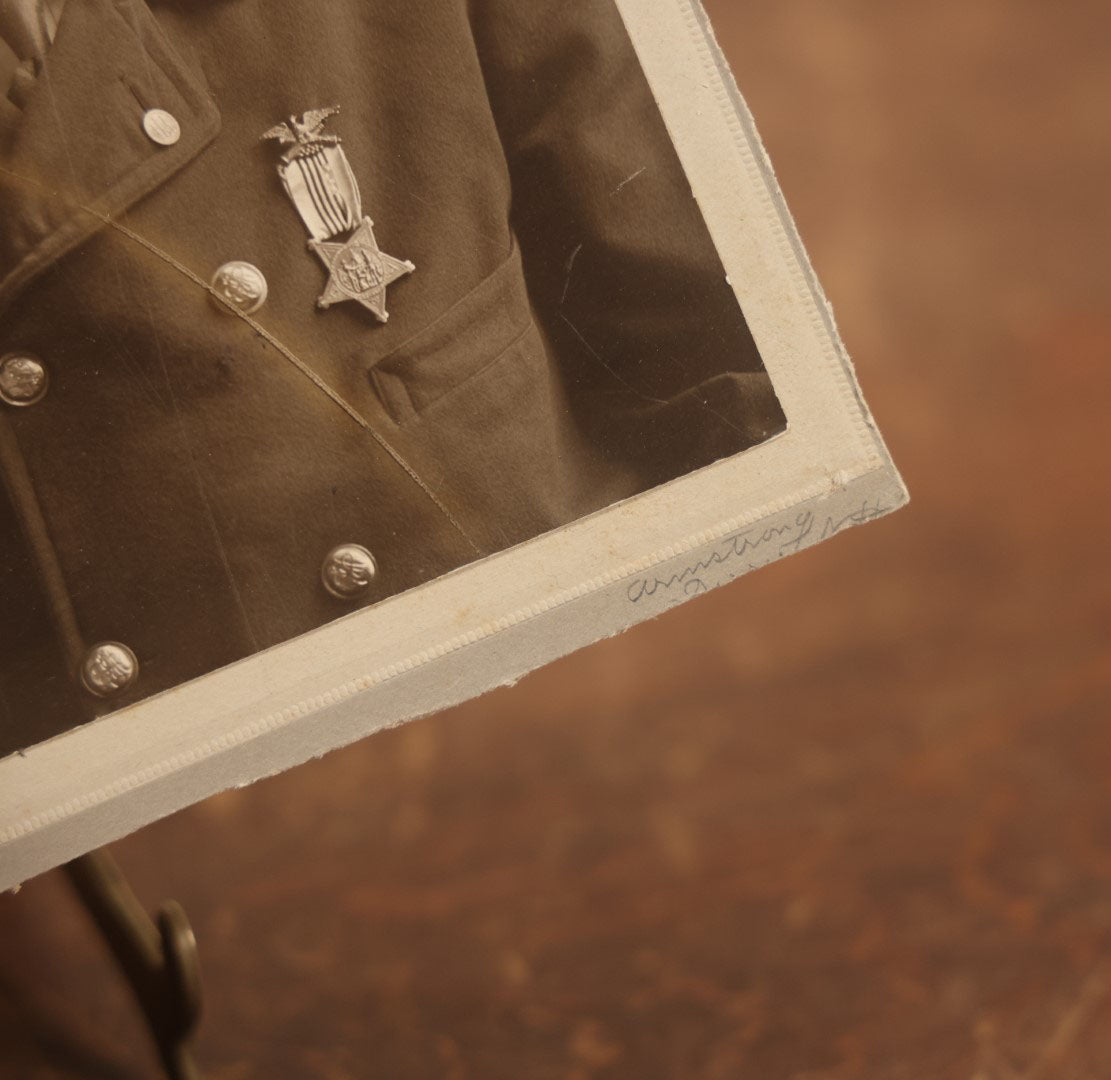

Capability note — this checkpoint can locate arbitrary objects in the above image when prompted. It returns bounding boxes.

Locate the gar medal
[261,106,414,322]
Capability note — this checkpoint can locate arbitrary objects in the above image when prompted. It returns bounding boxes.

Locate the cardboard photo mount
[0,0,907,890]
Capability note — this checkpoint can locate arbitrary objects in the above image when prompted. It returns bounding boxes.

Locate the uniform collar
[0,0,220,315]
[0,0,60,60]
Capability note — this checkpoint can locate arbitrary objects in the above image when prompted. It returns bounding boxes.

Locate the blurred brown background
[3,2,1110,1077]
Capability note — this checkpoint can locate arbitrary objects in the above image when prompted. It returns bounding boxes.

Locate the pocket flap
[369,239,531,422]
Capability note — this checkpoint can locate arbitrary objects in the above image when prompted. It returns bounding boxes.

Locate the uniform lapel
[0,0,220,314]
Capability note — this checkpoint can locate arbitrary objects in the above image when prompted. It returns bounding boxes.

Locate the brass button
[210,261,268,315]
[142,108,181,147]
[0,352,48,406]
[321,544,377,600]
[81,642,139,698]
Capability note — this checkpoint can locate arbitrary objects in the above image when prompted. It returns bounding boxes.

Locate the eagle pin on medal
[262,107,414,322]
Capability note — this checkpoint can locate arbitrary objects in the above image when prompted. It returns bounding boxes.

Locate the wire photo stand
[64,848,203,1080]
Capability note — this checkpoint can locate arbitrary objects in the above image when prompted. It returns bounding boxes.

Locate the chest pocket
[367,236,626,548]
[369,239,534,426]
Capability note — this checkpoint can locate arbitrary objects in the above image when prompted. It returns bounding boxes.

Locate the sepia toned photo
[1,0,787,756]
[0,0,902,886]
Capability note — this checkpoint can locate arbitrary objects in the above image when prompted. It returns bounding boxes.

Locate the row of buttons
[71,546,378,699]
[4,108,355,701]
[1,102,180,698]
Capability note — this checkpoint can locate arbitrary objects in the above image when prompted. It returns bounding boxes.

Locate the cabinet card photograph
[0,0,904,887]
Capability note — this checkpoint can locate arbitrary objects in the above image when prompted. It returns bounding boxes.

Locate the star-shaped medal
[309,217,415,322]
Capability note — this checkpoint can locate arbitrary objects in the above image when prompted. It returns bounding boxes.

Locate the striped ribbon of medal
[280,144,363,242]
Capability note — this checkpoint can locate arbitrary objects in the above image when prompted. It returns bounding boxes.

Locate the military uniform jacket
[0,0,783,752]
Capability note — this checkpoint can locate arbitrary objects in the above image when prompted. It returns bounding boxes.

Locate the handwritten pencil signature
[625,498,890,605]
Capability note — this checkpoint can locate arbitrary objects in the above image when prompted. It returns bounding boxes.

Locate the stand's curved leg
[64,849,203,1080]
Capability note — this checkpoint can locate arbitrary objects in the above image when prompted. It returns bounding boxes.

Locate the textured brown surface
[2,2,1110,1077]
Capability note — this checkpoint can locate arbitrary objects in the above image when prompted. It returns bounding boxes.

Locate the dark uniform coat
[0,0,784,754]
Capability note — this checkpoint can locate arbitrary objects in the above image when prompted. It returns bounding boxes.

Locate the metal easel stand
[64,848,204,1080]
